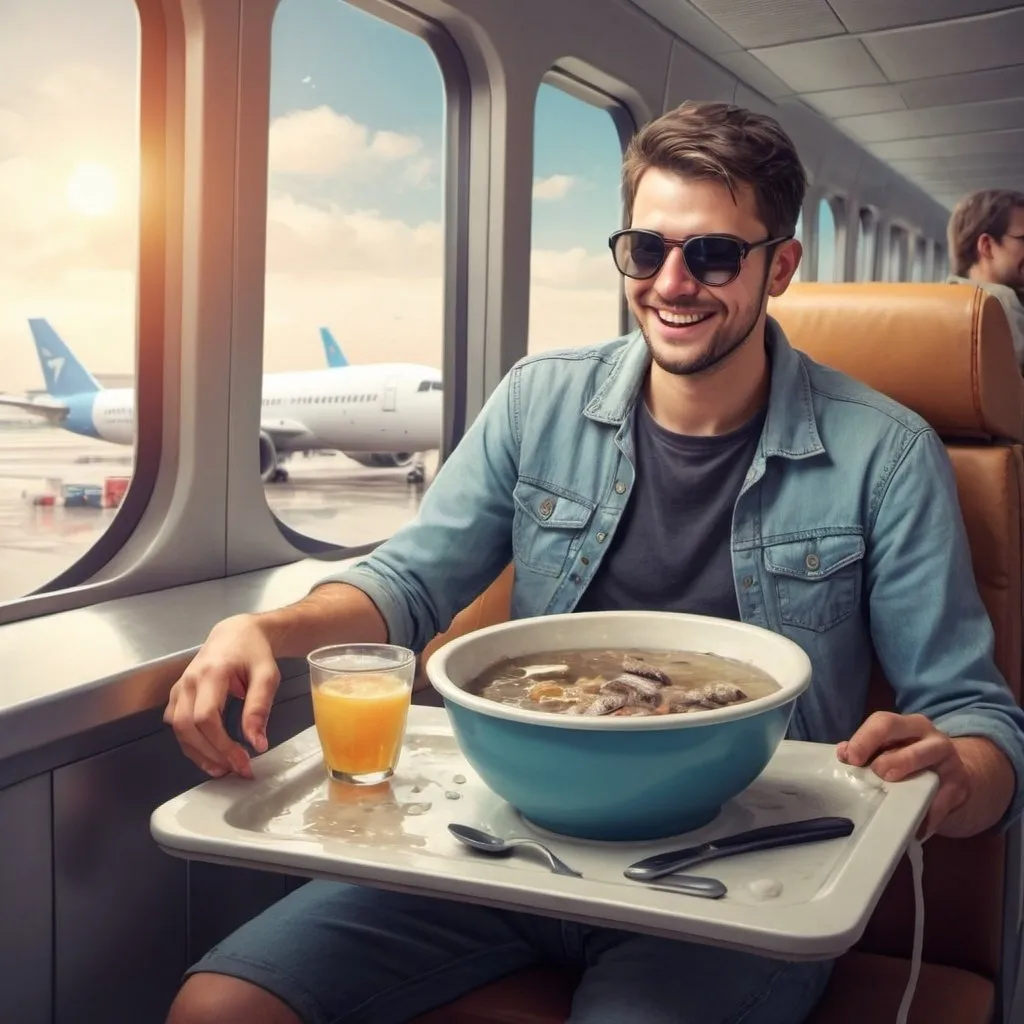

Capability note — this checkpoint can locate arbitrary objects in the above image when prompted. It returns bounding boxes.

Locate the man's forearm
[938,736,1017,838]
[255,583,389,659]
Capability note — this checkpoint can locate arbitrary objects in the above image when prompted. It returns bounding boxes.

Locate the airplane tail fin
[319,327,349,368]
[28,319,102,397]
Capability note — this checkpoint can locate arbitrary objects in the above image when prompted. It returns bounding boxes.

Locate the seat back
[421,282,1024,984]
[769,282,1024,981]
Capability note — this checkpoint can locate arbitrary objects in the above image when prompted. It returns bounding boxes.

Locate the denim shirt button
[805,553,820,571]
[596,532,607,543]
[580,556,590,566]
[538,498,554,519]
[614,481,626,494]
[742,575,754,588]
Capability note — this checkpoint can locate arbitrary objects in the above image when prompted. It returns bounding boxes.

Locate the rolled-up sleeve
[866,426,1024,829]
[311,368,521,653]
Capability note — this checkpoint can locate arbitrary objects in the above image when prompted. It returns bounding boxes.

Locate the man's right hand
[164,613,281,779]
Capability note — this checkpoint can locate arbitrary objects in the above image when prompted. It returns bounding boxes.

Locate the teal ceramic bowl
[426,611,812,841]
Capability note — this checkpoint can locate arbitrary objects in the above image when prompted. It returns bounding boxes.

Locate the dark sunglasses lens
[684,236,743,285]
[614,232,666,278]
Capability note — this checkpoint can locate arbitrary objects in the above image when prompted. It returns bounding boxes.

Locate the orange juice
[311,673,411,779]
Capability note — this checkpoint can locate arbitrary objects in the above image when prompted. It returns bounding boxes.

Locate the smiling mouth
[655,309,715,328]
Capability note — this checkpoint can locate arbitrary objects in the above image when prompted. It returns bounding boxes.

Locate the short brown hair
[622,101,806,238]
[947,189,1024,276]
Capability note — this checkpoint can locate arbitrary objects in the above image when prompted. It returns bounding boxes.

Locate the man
[946,188,1024,369]
[165,102,1024,1024]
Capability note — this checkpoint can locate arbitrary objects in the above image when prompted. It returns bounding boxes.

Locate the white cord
[895,837,925,1024]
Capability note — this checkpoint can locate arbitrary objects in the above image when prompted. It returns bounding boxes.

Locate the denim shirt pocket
[512,480,596,578]
[763,532,866,633]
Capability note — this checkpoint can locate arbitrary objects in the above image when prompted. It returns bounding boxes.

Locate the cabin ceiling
[627,0,1024,209]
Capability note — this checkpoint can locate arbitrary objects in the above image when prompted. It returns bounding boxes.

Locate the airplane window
[911,236,928,282]
[816,198,837,282]
[887,226,909,282]
[528,77,626,354]
[262,0,445,545]
[857,210,877,281]
[0,0,139,604]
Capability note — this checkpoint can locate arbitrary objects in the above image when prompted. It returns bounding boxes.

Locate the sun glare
[66,162,118,217]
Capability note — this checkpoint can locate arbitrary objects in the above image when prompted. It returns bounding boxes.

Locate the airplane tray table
[150,705,937,961]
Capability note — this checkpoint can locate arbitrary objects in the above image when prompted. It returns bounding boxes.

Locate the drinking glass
[307,643,416,784]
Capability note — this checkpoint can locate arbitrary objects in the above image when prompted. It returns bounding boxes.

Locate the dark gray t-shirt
[576,400,765,619]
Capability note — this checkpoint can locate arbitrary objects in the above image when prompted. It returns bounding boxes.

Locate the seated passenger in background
[946,188,1024,369]
[164,101,1024,1024]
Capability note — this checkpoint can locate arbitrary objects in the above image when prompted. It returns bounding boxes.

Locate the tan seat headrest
[769,283,1024,442]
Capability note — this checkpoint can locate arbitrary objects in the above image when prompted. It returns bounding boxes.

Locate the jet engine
[344,452,414,468]
[259,431,278,482]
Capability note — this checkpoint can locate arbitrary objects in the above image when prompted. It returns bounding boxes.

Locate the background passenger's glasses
[609,229,793,286]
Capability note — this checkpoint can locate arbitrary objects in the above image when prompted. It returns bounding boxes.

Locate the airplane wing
[0,393,69,424]
[260,418,316,444]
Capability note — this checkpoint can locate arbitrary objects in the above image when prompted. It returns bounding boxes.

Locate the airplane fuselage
[55,363,442,452]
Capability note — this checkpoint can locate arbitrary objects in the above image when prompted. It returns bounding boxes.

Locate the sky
[0,0,630,394]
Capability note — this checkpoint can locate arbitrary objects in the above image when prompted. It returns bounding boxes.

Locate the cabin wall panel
[187,691,314,961]
[0,773,53,1024]
[52,728,201,1024]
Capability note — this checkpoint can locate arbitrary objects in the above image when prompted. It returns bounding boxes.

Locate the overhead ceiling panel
[889,153,1024,176]
[837,97,1024,143]
[897,65,1024,109]
[627,0,742,55]
[862,9,1024,81]
[827,0,1019,33]
[715,51,795,98]
[628,0,1024,210]
[802,85,907,117]
[750,37,887,92]
[687,0,843,47]
[870,127,1024,160]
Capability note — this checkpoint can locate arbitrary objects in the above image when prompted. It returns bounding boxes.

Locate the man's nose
[653,245,702,300]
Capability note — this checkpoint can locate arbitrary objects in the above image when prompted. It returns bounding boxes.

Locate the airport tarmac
[0,424,436,604]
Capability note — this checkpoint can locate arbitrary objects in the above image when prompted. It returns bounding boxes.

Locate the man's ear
[767,239,802,298]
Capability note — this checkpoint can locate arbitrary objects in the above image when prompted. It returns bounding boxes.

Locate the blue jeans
[186,880,834,1023]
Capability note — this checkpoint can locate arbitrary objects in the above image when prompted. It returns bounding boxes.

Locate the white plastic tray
[151,705,937,960]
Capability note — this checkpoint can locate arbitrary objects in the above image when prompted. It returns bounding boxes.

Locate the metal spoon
[446,824,725,897]
[448,823,584,877]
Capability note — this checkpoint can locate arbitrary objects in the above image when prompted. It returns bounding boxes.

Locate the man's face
[622,169,800,377]
[984,205,1024,292]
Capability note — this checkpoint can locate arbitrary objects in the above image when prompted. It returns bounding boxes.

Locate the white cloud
[403,157,434,186]
[268,106,425,177]
[530,246,619,290]
[370,129,422,162]
[266,194,443,279]
[533,174,576,201]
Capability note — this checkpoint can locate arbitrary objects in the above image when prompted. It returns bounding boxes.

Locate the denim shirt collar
[583,316,824,461]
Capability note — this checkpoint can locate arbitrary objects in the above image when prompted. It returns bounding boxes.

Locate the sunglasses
[609,229,793,286]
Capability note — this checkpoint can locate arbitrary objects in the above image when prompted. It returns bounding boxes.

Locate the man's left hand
[837,711,969,839]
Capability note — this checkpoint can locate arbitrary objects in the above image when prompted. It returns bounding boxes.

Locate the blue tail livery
[28,318,102,397]
[319,327,349,368]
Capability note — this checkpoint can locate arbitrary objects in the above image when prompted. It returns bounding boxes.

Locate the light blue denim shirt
[326,318,1024,826]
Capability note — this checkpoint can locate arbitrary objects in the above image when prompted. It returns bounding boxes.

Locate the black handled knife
[623,816,855,882]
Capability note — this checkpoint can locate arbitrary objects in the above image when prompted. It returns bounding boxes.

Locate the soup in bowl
[426,610,812,841]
